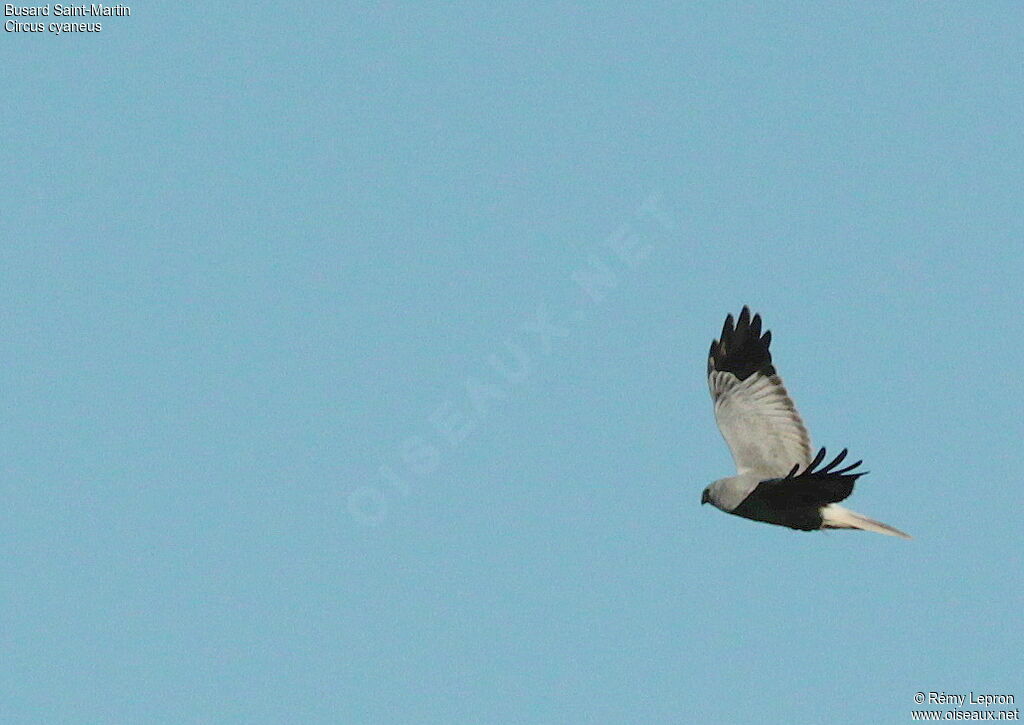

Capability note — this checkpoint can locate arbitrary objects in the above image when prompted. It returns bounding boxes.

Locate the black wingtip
[707,307,776,381]
[721,314,734,344]
[819,449,848,474]
[787,447,868,482]
[764,446,869,508]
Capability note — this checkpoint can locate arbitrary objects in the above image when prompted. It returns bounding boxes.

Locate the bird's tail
[820,504,911,539]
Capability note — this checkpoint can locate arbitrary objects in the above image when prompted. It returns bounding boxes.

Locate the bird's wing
[708,307,812,477]
[753,447,864,509]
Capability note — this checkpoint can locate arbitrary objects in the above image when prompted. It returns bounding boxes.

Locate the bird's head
[701,479,735,511]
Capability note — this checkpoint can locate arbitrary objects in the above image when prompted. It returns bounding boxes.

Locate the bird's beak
[701,489,710,505]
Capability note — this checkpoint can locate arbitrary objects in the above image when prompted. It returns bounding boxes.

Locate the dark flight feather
[756,447,867,509]
[707,305,776,380]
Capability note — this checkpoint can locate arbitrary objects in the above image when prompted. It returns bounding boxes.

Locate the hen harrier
[701,307,910,539]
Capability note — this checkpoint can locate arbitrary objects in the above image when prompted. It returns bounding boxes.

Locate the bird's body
[702,307,910,539]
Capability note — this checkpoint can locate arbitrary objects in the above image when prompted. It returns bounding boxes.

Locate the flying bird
[701,307,910,539]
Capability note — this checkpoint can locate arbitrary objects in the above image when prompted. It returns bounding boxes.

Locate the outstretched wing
[755,447,865,509]
[708,307,812,477]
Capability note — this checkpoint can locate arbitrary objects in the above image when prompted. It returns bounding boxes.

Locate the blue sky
[2,3,1022,723]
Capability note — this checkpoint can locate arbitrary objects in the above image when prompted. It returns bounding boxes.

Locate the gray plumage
[701,307,910,539]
